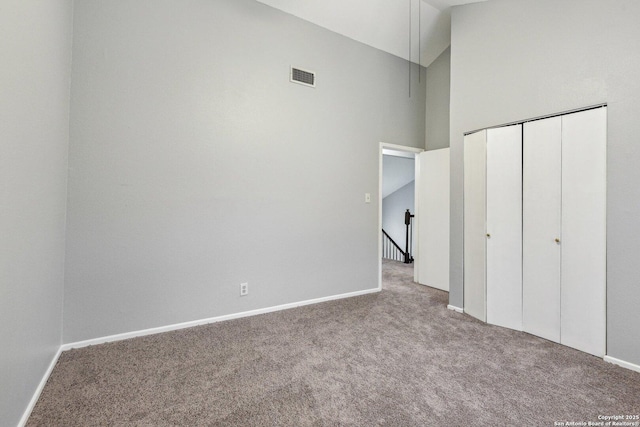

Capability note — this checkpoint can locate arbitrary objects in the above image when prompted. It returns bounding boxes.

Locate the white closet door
[486,125,523,331]
[464,130,487,322]
[417,148,450,291]
[523,117,562,343]
[561,107,607,357]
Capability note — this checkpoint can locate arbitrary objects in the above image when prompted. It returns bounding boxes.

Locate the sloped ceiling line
[255,0,486,68]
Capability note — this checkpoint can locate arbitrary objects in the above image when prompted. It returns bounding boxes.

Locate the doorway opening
[378,143,423,290]
[378,142,451,294]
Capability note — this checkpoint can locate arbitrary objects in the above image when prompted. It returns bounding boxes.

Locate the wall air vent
[290,66,316,88]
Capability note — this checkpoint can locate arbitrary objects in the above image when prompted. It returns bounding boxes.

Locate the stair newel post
[404,209,414,264]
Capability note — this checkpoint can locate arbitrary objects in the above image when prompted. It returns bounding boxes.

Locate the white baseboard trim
[447,304,464,313]
[61,287,381,351]
[18,346,63,427]
[19,287,380,425]
[604,355,640,373]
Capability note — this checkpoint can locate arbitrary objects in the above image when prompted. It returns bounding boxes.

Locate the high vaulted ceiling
[256,0,487,67]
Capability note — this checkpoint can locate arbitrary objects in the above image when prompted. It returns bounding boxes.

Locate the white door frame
[378,142,424,290]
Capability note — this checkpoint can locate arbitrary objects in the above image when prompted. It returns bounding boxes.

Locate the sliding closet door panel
[417,148,450,291]
[464,130,487,322]
[523,117,562,343]
[486,125,523,331]
[561,107,607,357]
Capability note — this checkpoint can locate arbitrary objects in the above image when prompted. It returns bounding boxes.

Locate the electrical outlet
[240,282,248,296]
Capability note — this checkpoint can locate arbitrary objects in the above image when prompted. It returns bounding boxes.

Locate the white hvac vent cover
[290,66,315,88]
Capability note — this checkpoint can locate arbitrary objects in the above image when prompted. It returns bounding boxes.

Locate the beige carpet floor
[28,260,639,426]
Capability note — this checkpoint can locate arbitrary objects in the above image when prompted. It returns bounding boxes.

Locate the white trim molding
[18,347,63,427]
[61,287,380,351]
[447,305,464,313]
[604,355,640,374]
[21,287,380,425]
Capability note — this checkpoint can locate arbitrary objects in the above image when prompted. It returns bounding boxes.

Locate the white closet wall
[486,125,523,331]
[523,116,562,343]
[464,127,523,329]
[523,108,607,357]
[465,107,607,358]
[463,130,487,322]
[560,108,607,357]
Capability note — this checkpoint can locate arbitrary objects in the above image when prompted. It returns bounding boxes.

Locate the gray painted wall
[450,0,640,364]
[382,155,415,198]
[0,1,72,425]
[382,181,415,252]
[64,0,426,342]
[425,47,451,150]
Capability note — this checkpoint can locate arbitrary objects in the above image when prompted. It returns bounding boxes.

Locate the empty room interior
[2,0,640,425]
